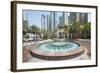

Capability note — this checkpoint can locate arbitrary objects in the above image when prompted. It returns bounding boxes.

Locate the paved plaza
[23,39,91,62]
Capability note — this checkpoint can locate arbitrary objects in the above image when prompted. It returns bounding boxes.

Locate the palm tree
[80,25,84,38]
[31,24,40,41]
[23,20,29,35]
[31,24,40,33]
[82,22,91,39]
[71,22,81,39]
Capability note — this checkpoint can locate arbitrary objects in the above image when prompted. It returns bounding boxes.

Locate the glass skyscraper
[41,11,89,34]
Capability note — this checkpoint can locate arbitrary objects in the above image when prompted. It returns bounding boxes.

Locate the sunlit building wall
[41,14,46,33]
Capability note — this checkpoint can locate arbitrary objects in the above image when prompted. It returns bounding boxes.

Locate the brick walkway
[23,39,91,62]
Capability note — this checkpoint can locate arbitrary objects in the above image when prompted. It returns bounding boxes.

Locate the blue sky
[23,10,91,28]
[23,10,50,28]
[23,10,64,29]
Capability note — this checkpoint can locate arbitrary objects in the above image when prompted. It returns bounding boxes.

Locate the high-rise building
[53,12,56,30]
[76,13,80,22]
[80,13,88,24]
[41,14,46,33]
[46,11,58,32]
[50,11,57,32]
[65,12,69,25]
[47,15,49,32]
[50,12,54,32]
[88,13,91,22]
[69,12,76,24]
[84,13,88,23]
[69,12,88,25]
[80,13,85,24]
[59,16,63,26]
[58,12,69,26]
[62,12,65,25]
[47,15,52,33]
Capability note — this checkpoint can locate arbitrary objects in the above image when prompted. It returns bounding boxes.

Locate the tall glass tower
[48,11,57,32]
[76,13,80,22]
[41,14,46,33]
[80,13,88,24]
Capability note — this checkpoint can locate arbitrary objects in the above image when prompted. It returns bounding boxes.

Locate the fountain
[30,39,85,60]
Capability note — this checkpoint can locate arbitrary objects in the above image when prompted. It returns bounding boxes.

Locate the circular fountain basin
[51,42,68,46]
[30,41,85,60]
[38,42,80,52]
